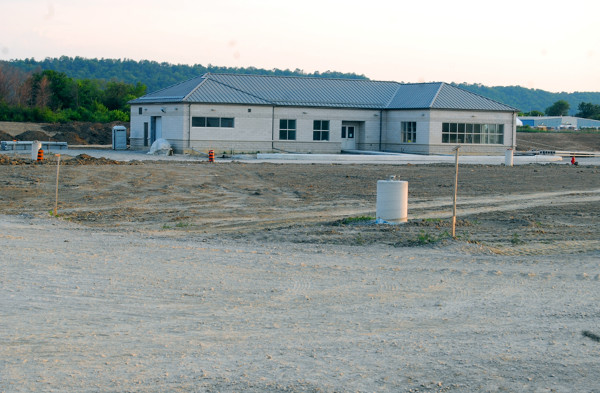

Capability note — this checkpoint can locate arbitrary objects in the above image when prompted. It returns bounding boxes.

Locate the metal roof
[130,73,517,112]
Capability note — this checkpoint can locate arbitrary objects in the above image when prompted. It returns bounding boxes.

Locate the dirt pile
[42,121,129,145]
[0,130,13,141]
[0,155,35,165]
[0,153,134,166]
[62,153,134,165]
[13,130,54,142]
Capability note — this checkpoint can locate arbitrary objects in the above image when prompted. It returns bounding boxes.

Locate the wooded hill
[4,56,600,115]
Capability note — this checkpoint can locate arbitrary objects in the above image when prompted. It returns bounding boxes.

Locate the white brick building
[129,74,518,155]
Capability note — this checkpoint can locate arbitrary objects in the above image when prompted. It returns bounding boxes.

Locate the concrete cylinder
[505,149,514,166]
[376,178,408,223]
[31,141,42,160]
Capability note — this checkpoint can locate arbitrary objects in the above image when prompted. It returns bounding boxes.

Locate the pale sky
[1,0,599,93]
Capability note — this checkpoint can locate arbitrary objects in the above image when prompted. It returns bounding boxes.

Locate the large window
[401,121,416,143]
[442,122,504,144]
[192,117,235,128]
[313,120,330,141]
[279,119,296,140]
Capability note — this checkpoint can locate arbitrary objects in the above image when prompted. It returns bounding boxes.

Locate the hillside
[3,57,368,94]
[3,57,600,115]
[453,83,600,115]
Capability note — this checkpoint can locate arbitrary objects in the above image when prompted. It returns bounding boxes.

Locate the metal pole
[452,146,460,238]
[54,154,61,216]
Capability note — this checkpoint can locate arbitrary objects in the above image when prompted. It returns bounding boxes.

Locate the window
[220,118,234,128]
[341,126,355,138]
[143,122,148,146]
[441,122,504,145]
[192,117,206,127]
[313,120,330,141]
[192,117,235,128]
[401,121,416,143]
[279,119,296,140]
[138,107,142,115]
[207,117,220,127]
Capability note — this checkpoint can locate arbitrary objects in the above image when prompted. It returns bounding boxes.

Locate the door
[150,116,162,145]
[341,125,356,150]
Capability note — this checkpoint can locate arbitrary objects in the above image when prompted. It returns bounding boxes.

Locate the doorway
[150,116,162,145]
[341,122,358,150]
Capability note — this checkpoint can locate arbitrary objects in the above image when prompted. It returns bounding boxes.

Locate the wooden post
[54,154,61,216]
[452,146,460,238]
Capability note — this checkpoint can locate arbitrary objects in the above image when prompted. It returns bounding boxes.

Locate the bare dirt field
[1,153,600,392]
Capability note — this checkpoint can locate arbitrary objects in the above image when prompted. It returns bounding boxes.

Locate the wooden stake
[54,154,61,216]
[452,146,460,238]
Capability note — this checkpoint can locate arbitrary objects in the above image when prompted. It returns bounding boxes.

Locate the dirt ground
[1,153,600,392]
[1,155,598,252]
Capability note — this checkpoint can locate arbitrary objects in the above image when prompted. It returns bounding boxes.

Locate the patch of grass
[162,224,172,229]
[335,216,375,226]
[354,233,365,245]
[414,230,451,245]
[511,232,524,245]
[175,222,190,228]
[423,218,443,223]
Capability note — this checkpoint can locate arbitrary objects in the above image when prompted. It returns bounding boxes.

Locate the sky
[1,0,599,93]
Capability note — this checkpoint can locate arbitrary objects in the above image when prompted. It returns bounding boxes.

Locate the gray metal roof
[130,73,517,112]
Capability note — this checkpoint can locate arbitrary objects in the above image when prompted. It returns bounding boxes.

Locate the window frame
[401,121,417,143]
[441,122,505,145]
[192,116,235,128]
[313,120,330,141]
[279,119,297,140]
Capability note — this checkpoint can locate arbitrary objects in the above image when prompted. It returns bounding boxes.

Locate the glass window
[192,117,206,127]
[221,118,234,128]
[313,120,330,141]
[279,119,297,140]
[441,122,505,145]
[401,121,416,143]
[207,117,220,127]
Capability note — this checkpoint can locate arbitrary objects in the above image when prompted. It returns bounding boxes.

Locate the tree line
[6,57,368,94]
[0,63,146,123]
[3,57,600,124]
[447,83,600,117]
[521,99,600,120]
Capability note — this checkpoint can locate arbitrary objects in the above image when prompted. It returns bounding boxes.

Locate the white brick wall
[131,103,516,155]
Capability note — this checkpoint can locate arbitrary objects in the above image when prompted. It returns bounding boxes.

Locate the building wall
[130,104,185,150]
[132,104,382,154]
[381,110,431,154]
[131,103,516,155]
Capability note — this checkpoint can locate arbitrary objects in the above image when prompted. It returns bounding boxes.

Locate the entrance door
[341,125,356,150]
[150,116,162,145]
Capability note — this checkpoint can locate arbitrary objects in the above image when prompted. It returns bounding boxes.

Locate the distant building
[129,73,519,155]
[518,116,600,130]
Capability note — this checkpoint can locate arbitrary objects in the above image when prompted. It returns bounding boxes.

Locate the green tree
[545,100,570,116]
[575,102,600,119]
[521,110,544,116]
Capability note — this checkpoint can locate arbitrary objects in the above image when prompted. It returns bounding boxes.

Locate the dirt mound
[62,153,133,165]
[42,121,129,145]
[0,130,13,141]
[14,130,55,142]
[0,155,34,165]
[51,131,87,145]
